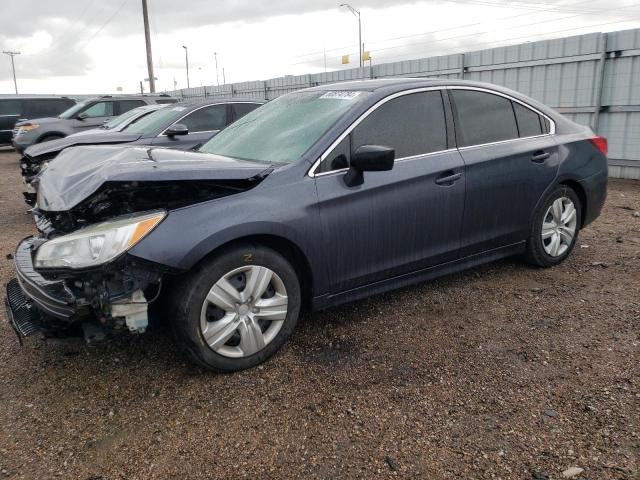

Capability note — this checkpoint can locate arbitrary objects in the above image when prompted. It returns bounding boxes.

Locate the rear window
[156,98,178,104]
[25,98,75,118]
[451,90,518,147]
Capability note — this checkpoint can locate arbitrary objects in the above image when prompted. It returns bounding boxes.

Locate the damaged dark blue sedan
[5,79,608,372]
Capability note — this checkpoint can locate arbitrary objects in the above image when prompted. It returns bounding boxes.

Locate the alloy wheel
[541,196,577,257]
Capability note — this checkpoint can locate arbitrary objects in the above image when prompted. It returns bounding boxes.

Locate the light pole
[141,0,156,93]
[182,45,190,88]
[340,4,362,68]
[214,51,219,86]
[2,50,20,94]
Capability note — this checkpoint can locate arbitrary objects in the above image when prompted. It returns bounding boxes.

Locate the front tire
[524,185,582,267]
[171,244,301,372]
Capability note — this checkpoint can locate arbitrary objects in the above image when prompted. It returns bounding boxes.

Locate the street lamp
[182,45,190,88]
[340,3,362,68]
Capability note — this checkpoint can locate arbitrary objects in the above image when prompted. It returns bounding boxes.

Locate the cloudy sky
[1,0,639,94]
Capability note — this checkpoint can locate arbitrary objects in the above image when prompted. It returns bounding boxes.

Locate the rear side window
[451,90,518,147]
[0,99,22,115]
[351,91,448,158]
[82,101,115,118]
[117,100,145,114]
[179,104,227,132]
[513,102,543,137]
[231,103,260,122]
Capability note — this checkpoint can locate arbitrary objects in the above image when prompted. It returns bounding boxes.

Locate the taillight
[589,136,608,156]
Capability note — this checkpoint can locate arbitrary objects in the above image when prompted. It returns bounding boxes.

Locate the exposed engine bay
[9,144,274,343]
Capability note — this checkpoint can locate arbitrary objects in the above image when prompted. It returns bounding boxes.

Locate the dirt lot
[0,149,638,480]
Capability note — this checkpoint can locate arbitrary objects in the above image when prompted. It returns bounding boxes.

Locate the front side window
[81,101,114,118]
[318,90,447,173]
[123,106,187,135]
[200,90,369,164]
[352,91,447,158]
[451,90,518,147]
[179,104,227,132]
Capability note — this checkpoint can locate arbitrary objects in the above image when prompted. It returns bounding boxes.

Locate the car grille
[5,278,42,337]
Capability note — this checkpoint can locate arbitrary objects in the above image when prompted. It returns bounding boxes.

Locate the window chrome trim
[158,101,261,137]
[308,85,556,178]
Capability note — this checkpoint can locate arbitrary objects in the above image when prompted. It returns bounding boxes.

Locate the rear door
[152,103,228,149]
[0,99,22,143]
[315,89,466,293]
[449,88,559,256]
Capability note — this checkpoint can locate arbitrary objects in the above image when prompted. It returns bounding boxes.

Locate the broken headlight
[34,211,166,269]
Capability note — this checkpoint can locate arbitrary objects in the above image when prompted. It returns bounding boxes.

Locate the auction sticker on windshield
[319,91,362,100]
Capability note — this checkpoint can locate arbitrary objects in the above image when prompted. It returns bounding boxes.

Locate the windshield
[199,90,368,163]
[59,101,88,119]
[122,105,187,135]
[101,106,148,130]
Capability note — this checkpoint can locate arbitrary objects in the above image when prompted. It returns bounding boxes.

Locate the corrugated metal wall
[170,28,640,179]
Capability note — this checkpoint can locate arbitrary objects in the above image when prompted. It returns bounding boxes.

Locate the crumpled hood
[37,145,271,212]
[24,132,144,160]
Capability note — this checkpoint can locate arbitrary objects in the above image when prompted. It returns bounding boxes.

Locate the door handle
[531,151,550,163]
[435,172,463,186]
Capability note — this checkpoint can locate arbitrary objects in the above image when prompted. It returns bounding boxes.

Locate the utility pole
[141,0,155,93]
[340,4,362,68]
[3,50,20,94]
[222,67,226,85]
[214,51,219,86]
[182,45,190,88]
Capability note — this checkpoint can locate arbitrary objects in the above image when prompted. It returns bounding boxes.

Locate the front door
[315,90,466,293]
[72,100,116,131]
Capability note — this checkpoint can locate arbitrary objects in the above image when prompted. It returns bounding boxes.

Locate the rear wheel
[524,186,581,267]
[172,244,301,372]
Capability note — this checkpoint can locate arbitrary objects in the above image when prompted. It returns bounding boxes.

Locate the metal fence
[169,28,640,179]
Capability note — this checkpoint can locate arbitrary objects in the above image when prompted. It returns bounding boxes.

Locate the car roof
[0,94,74,100]
[174,97,267,108]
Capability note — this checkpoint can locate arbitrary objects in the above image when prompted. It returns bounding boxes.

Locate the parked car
[11,94,177,153]
[69,103,167,137]
[0,95,76,145]
[5,79,608,373]
[19,99,265,187]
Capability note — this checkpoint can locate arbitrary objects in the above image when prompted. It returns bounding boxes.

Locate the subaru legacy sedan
[5,79,607,372]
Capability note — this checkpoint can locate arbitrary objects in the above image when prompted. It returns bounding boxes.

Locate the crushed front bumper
[12,237,77,320]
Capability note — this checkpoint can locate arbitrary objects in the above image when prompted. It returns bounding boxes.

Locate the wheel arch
[190,233,315,310]
[36,131,66,143]
[558,179,587,227]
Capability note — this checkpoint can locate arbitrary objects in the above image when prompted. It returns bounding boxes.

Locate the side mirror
[77,112,88,120]
[166,123,189,137]
[344,144,395,187]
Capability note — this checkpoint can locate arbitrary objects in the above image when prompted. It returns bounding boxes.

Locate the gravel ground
[0,149,638,480]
